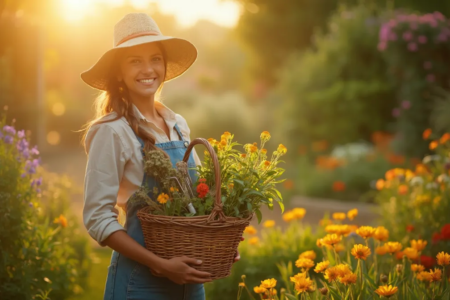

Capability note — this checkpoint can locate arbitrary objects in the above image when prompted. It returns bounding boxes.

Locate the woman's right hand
[152,256,212,285]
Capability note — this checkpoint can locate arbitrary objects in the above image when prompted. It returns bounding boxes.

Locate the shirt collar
[131,101,177,128]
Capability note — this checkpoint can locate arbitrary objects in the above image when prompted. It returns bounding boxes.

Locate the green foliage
[205,221,324,300]
[275,4,395,153]
[0,115,91,299]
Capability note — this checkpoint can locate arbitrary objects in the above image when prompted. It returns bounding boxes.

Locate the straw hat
[81,13,197,90]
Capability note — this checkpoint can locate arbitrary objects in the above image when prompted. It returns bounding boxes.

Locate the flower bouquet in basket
[130,131,287,279]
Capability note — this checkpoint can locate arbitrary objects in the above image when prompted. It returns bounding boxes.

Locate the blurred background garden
[1,0,450,299]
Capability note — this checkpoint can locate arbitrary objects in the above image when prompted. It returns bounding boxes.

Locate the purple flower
[379,24,391,42]
[21,173,27,178]
[32,158,40,168]
[30,145,39,156]
[35,177,42,186]
[21,148,30,159]
[4,135,13,144]
[403,31,413,41]
[418,35,428,44]
[408,42,418,52]
[16,138,29,152]
[434,11,445,22]
[401,101,411,109]
[423,61,432,70]
[3,125,16,135]
[36,188,41,194]
[426,74,436,82]
[392,108,401,117]
[17,130,25,139]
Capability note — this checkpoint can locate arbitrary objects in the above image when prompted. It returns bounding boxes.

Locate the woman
[80,13,238,299]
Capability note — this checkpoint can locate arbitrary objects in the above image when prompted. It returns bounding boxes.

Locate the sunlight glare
[61,0,92,22]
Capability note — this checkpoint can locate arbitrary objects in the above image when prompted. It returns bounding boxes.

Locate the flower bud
[396,264,403,273]
[380,274,388,283]
[307,286,316,293]
[320,287,328,295]
[241,275,246,280]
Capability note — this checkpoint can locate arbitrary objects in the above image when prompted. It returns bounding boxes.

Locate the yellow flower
[322,234,342,246]
[356,226,376,239]
[375,245,388,255]
[326,225,352,236]
[314,261,330,273]
[437,252,450,266]
[335,264,352,278]
[53,214,68,228]
[347,208,358,220]
[417,271,432,282]
[157,193,169,204]
[250,145,258,153]
[260,278,277,289]
[221,132,232,140]
[375,285,398,298]
[430,268,442,282]
[299,250,316,261]
[263,220,275,228]
[253,286,266,294]
[239,282,245,287]
[263,160,271,168]
[339,273,357,285]
[260,131,271,142]
[295,258,315,270]
[207,138,216,144]
[241,153,247,158]
[384,242,402,254]
[332,212,346,221]
[374,226,389,241]
[351,244,371,260]
[261,148,267,154]
[324,267,339,282]
[248,237,259,245]
[316,238,324,248]
[411,264,425,273]
[292,208,306,219]
[277,144,287,155]
[244,225,257,235]
[410,239,427,251]
[290,273,313,293]
[334,244,345,253]
[282,211,295,222]
[403,247,419,260]
[220,139,227,147]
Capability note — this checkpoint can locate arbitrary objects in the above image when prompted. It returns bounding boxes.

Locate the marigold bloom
[395,251,404,260]
[410,239,427,251]
[375,285,398,298]
[263,160,271,168]
[157,193,169,204]
[376,245,388,255]
[253,286,266,294]
[384,242,402,254]
[314,261,330,273]
[282,211,295,222]
[398,184,408,195]
[334,244,345,253]
[411,264,425,273]
[374,226,389,241]
[429,268,442,282]
[196,182,209,198]
[332,212,346,221]
[440,133,450,144]
[351,244,371,260]
[241,153,247,158]
[53,214,68,228]
[417,271,432,282]
[244,225,257,235]
[356,226,376,239]
[260,278,276,289]
[295,258,315,270]
[339,273,357,285]
[423,128,432,140]
[335,264,352,277]
[277,144,287,155]
[250,145,258,153]
[263,220,275,228]
[260,131,271,142]
[290,273,313,293]
[292,208,306,219]
[437,252,450,266]
[207,138,216,144]
[347,208,358,220]
[429,140,439,150]
[322,234,342,246]
[324,267,339,282]
[332,181,346,192]
[248,237,259,245]
[403,247,419,260]
[376,179,385,190]
[239,282,245,287]
[299,250,316,261]
[316,238,323,248]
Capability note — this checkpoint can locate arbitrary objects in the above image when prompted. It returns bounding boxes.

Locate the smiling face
[117,42,166,101]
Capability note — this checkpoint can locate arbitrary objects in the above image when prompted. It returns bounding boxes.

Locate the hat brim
[80,35,197,90]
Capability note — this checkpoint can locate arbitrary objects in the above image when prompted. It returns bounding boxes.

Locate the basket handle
[182,138,225,222]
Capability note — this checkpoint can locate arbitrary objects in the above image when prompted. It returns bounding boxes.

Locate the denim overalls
[103,123,205,300]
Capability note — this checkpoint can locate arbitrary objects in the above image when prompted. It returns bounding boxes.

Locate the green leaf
[285,294,297,300]
[255,208,262,224]
[277,201,285,213]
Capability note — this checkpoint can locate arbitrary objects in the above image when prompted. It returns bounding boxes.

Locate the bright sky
[61,0,241,28]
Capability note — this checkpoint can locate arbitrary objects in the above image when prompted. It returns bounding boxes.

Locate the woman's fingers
[189,268,212,279]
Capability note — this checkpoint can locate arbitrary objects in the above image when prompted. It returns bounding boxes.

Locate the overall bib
[103,123,205,300]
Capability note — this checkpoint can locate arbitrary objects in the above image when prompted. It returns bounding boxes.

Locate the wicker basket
[137,138,253,280]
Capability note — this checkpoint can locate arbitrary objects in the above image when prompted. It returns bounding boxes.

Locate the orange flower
[385,169,396,181]
[295,258,315,270]
[250,145,258,153]
[374,226,389,241]
[334,244,345,252]
[440,133,450,144]
[53,214,67,228]
[351,244,371,260]
[347,209,358,220]
[415,164,428,174]
[299,250,316,261]
[403,247,419,260]
[332,181,346,192]
[339,273,357,285]
[332,212,346,220]
[244,225,257,235]
[398,185,408,195]
[429,268,442,282]
[322,234,342,246]
[376,179,385,190]
[429,140,439,150]
[314,261,330,273]
[437,252,450,266]
[260,131,271,142]
[248,237,259,245]
[410,239,427,251]
[277,144,287,155]
[324,267,339,282]
[376,245,388,255]
[156,193,169,204]
[384,242,402,254]
[253,286,266,294]
[411,264,425,273]
[263,220,275,228]
[196,182,209,198]
[423,128,432,140]
[283,179,294,190]
[356,226,376,239]
[375,285,398,297]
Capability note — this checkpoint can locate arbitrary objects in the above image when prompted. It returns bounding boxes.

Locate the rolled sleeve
[83,123,128,247]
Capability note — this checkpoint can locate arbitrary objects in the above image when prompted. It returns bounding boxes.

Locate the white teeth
[138,79,154,83]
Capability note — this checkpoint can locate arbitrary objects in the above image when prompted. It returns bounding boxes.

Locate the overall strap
[174,123,185,141]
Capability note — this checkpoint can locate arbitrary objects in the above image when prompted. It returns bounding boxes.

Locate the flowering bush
[130,131,287,221]
[236,211,450,299]
[0,114,91,299]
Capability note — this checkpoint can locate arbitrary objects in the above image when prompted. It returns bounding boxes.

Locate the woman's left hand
[234,236,245,263]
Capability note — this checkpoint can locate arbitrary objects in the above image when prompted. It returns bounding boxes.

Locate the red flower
[406,225,415,232]
[197,182,209,198]
[420,255,435,269]
[432,232,443,244]
[441,224,450,240]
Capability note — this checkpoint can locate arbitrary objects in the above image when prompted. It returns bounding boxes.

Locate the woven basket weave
[137,138,253,280]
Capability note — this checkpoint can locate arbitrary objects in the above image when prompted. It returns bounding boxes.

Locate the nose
[140,60,155,75]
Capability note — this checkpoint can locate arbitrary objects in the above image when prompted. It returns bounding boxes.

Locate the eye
[152,56,162,62]
[130,59,140,64]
